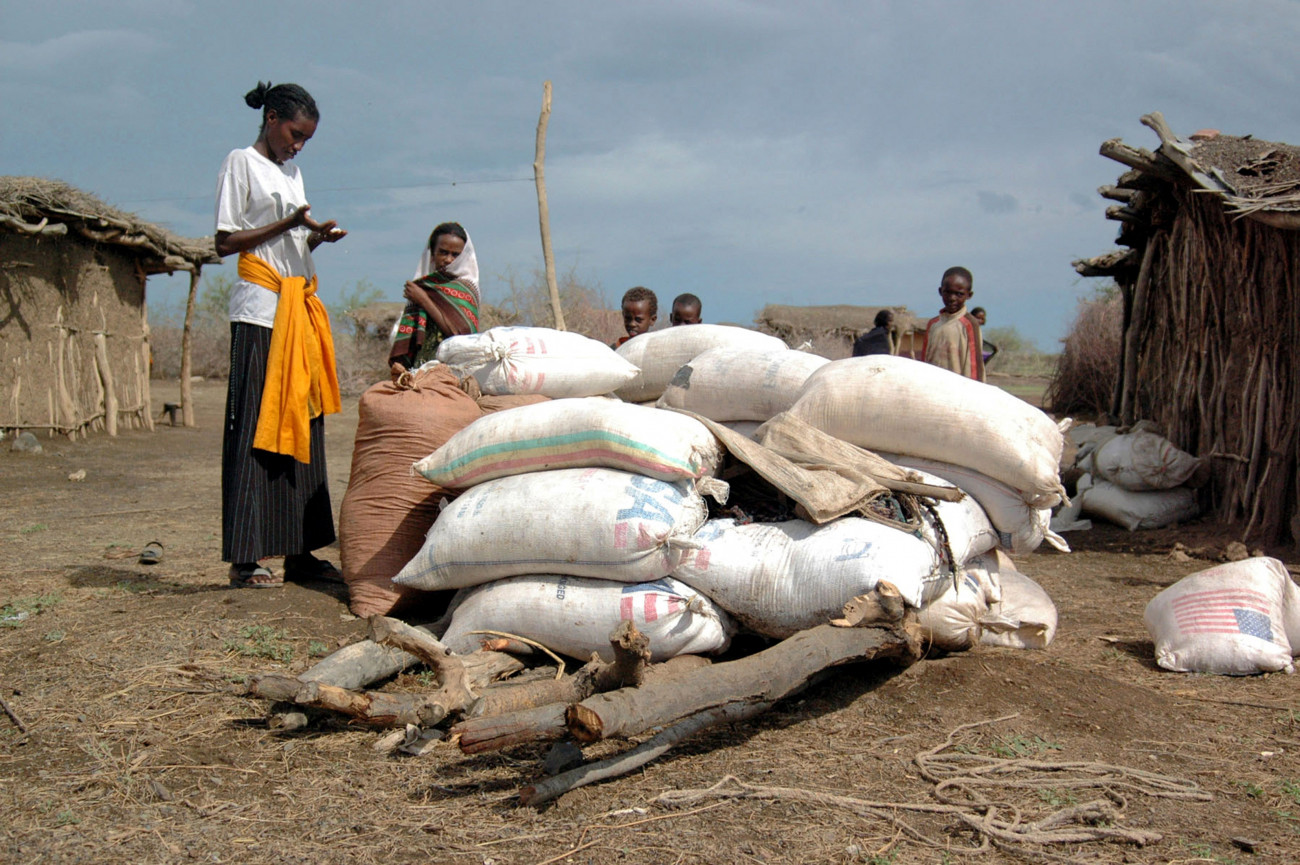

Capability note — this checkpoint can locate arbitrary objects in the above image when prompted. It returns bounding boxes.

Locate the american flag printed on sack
[620,579,687,623]
[1169,587,1276,642]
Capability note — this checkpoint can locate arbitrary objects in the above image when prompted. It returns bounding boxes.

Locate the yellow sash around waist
[238,252,340,464]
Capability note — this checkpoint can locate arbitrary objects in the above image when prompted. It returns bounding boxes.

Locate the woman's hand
[403,280,432,308]
[297,206,347,248]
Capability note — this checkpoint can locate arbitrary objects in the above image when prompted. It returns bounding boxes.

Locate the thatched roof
[0,176,219,274]
[1075,112,1300,277]
[755,303,924,338]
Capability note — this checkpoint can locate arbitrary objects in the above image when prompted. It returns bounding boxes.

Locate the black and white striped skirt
[221,322,336,563]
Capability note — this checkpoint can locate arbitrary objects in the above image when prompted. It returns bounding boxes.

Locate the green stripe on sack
[434,430,695,475]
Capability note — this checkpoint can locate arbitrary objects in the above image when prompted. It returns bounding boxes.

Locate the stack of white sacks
[393,325,1064,660]
[1058,423,1204,531]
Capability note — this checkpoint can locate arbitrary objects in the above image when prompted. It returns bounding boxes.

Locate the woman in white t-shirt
[214,81,347,588]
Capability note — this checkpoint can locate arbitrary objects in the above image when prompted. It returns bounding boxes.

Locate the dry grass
[1044,289,1122,419]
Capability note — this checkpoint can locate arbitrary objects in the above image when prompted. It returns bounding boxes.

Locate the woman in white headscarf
[389,222,480,373]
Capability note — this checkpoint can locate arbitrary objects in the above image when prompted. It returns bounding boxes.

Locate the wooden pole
[92,331,118,436]
[534,81,566,331]
[180,268,199,427]
[1120,240,1156,426]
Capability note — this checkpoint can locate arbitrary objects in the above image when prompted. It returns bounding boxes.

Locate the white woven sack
[656,347,829,422]
[1092,431,1202,492]
[788,356,1067,507]
[885,454,1069,554]
[413,398,724,489]
[393,468,708,590]
[1144,557,1295,675]
[671,517,948,638]
[440,575,734,662]
[1078,474,1198,531]
[916,553,1001,651]
[437,326,639,398]
[978,561,1058,650]
[909,467,1000,567]
[614,324,787,403]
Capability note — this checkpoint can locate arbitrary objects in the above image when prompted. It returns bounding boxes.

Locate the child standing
[214,81,347,587]
[920,266,985,381]
[670,293,702,326]
[614,286,657,348]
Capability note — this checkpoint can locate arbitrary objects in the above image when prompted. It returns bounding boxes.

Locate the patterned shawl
[389,233,480,369]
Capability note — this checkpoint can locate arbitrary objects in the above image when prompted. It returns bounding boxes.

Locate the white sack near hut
[614,324,787,403]
[1144,557,1297,675]
[412,397,724,489]
[1078,474,1199,531]
[437,326,639,398]
[655,346,829,422]
[1090,430,1203,492]
[440,575,734,662]
[393,467,708,591]
[787,355,1067,507]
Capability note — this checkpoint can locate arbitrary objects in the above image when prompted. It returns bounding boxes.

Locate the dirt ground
[3,379,1300,865]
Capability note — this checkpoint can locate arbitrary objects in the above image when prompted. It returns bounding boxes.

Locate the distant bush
[1044,286,1122,418]
[983,326,1056,377]
[488,264,621,345]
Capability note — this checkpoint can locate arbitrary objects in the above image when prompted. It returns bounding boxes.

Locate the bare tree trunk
[180,268,199,427]
[534,80,565,331]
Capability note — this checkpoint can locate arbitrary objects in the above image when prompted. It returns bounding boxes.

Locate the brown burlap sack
[475,393,551,415]
[339,366,482,617]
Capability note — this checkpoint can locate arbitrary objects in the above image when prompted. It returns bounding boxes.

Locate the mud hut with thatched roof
[1,177,219,437]
[1074,112,1300,543]
[755,303,925,359]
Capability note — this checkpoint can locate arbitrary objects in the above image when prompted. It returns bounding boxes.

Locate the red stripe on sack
[644,593,659,623]
[620,596,634,621]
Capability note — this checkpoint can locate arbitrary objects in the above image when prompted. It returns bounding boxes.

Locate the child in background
[920,266,985,381]
[614,286,657,348]
[852,309,895,356]
[670,293,702,326]
[970,306,999,364]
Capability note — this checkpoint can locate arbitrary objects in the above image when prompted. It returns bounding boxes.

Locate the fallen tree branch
[0,693,28,733]
[520,700,771,806]
[568,586,917,743]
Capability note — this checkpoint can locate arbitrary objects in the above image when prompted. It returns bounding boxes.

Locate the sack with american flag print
[1144,557,1300,675]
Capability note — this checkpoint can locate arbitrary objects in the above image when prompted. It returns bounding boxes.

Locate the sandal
[283,554,343,584]
[139,541,164,565]
[229,563,283,589]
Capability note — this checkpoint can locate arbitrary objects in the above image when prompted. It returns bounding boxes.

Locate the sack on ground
[438,326,639,398]
[788,355,1066,507]
[1079,474,1199,531]
[885,454,1068,554]
[395,467,709,591]
[339,366,482,617]
[916,553,1001,651]
[671,517,949,638]
[656,347,829,422]
[1091,430,1203,491]
[1144,557,1295,675]
[614,324,787,403]
[413,397,724,489]
[978,554,1057,650]
[440,575,734,662]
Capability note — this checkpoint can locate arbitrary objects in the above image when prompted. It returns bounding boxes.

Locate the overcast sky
[5,0,1299,348]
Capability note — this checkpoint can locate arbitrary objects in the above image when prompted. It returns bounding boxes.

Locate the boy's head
[670,293,702,326]
[970,306,986,326]
[621,286,658,337]
[938,266,973,315]
[873,309,894,329]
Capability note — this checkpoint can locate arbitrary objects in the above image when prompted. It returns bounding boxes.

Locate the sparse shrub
[491,264,620,345]
[984,326,1055,376]
[1044,286,1122,418]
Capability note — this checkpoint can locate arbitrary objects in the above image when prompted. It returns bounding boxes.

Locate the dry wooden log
[1120,241,1157,425]
[298,614,456,689]
[368,616,476,720]
[1100,139,1180,181]
[1098,185,1136,202]
[454,653,710,755]
[568,588,918,743]
[520,700,771,806]
[249,675,449,727]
